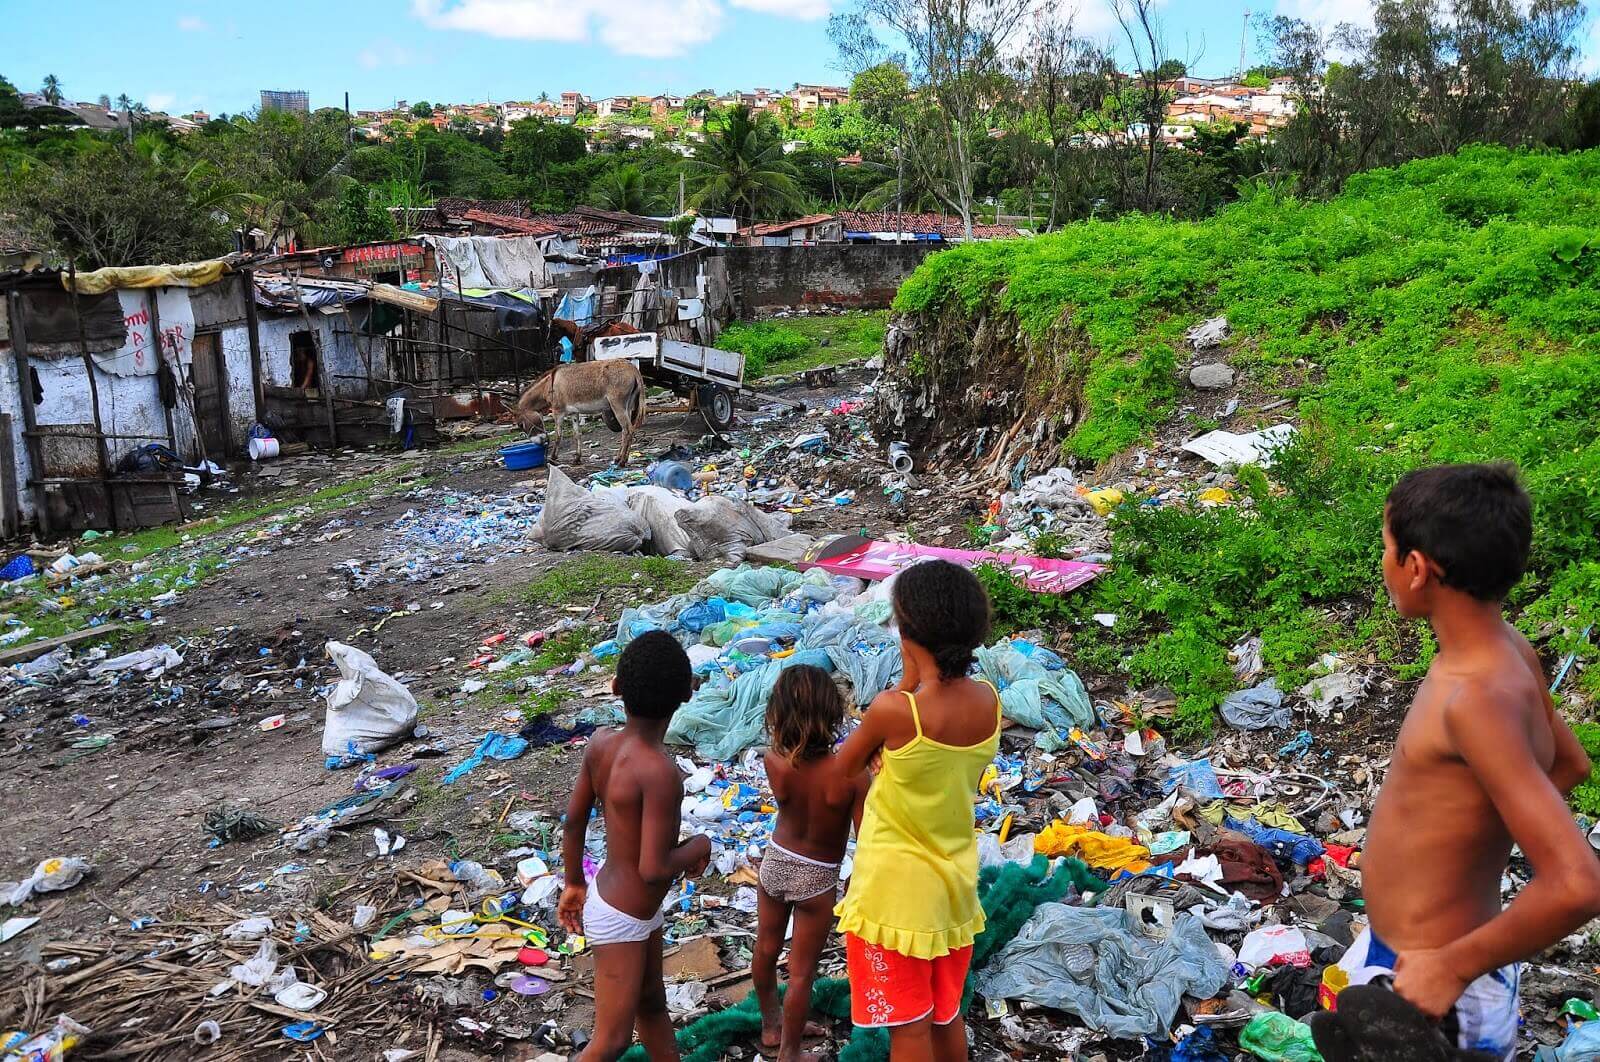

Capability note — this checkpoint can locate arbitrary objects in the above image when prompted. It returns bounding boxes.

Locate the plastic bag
[538,465,648,554]
[321,642,418,757]
[1237,924,1311,971]
[696,565,805,607]
[1221,679,1291,730]
[972,904,1229,1039]
[1237,1012,1322,1061]
[230,938,280,987]
[1164,759,1225,801]
[975,640,1094,734]
[977,832,1039,869]
[666,649,833,761]
[223,916,275,941]
[88,645,182,678]
[1542,1020,1600,1060]
[675,496,791,562]
[625,486,695,559]
[3,857,92,905]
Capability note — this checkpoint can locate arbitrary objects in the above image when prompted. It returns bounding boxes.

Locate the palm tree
[682,105,803,241]
[97,94,112,111]
[590,164,652,214]
[41,75,63,105]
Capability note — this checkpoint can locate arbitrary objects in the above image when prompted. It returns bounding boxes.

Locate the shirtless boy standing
[559,630,711,1062]
[1314,464,1600,1060]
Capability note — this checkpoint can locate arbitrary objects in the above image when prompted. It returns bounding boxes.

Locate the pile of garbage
[533,467,795,562]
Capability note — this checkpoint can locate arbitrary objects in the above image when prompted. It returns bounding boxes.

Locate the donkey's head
[515,371,557,434]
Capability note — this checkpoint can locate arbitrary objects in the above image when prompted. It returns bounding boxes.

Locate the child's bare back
[766,752,866,863]
[584,727,686,918]
[1363,622,1557,951]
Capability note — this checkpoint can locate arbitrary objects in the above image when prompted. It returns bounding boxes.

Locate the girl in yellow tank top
[831,560,999,1058]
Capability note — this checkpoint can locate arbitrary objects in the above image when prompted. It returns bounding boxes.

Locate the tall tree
[1015,7,1112,229]
[1113,0,1179,212]
[683,105,804,238]
[40,74,63,105]
[589,163,654,214]
[831,0,1032,238]
[202,109,352,247]
[1262,0,1586,194]
[1,145,234,267]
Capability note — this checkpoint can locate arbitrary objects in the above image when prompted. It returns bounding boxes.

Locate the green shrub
[1572,723,1600,817]
[896,146,1600,733]
[716,321,812,377]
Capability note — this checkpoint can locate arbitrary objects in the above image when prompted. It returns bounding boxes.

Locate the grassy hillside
[888,146,1600,736]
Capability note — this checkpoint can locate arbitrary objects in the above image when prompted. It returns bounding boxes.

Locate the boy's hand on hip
[558,884,587,935]
[1392,947,1469,1019]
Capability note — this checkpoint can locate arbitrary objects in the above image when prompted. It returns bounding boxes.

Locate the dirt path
[0,366,926,1059]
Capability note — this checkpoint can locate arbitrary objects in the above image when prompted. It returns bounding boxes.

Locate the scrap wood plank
[0,623,127,666]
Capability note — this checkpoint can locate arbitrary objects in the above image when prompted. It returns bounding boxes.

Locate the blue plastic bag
[1164,759,1226,801]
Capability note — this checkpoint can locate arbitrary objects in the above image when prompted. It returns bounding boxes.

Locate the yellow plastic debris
[1085,488,1125,516]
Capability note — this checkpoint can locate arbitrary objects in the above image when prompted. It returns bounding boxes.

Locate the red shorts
[845,933,973,1028]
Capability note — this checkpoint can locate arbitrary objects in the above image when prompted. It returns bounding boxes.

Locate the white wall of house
[0,283,260,528]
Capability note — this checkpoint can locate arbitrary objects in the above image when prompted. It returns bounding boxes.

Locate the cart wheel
[700,385,735,432]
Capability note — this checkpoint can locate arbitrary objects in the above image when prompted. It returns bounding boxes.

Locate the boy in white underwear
[559,631,711,1061]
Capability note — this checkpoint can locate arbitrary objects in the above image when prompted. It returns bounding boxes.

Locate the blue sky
[7,0,1595,118]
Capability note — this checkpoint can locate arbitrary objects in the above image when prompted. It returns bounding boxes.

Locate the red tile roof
[435,197,531,219]
[746,213,839,237]
[461,209,565,236]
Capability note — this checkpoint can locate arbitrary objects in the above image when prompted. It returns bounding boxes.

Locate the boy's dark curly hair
[766,664,845,763]
[616,630,691,720]
[891,560,992,679]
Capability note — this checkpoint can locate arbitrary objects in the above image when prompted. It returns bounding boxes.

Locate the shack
[0,260,263,537]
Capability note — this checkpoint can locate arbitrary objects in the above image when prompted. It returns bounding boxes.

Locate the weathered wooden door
[189,332,229,460]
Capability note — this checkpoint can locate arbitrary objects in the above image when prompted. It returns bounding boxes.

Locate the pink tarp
[800,536,1104,595]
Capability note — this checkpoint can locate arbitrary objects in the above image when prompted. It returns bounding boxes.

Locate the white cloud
[413,0,817,58]
[147,92,177,112]
[358,39,416,69]
[1273,0,1373,31]
[728,0,831,20]
[177,14,209,31]
[1063,0,1123,41]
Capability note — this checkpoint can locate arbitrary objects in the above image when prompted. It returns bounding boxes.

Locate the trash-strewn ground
[3,348,1598,1061]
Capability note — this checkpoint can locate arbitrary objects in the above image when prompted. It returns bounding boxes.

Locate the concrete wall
[722,244,936,314]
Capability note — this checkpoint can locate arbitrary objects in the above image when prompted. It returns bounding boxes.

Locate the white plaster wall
[0,289,260,528]
[220,323,259,442]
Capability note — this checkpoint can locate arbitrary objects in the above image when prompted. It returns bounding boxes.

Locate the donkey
[514,359,646,466]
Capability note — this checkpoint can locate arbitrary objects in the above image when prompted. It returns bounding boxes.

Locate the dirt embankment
[876,304,1088,482]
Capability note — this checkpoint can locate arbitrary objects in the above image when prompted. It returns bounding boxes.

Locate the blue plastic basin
[500,440,547,471]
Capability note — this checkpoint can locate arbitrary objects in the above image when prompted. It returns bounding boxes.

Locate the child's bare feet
[760,1021,828,1055]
